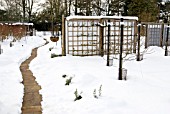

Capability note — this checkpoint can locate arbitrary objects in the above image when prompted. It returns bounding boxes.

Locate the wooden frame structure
[0,22,33,41]
[142,22,170,48]
[63,16,138,56]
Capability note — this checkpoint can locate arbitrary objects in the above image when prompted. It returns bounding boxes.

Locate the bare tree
[22,0,26,21]
[3,0,21,21]
[26,0,37,22]
[92,0,106,16]
[68,0,73,16]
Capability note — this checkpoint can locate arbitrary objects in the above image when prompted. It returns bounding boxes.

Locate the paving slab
[20,48,42,114]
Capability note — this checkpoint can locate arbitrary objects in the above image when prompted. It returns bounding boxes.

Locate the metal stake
[165,24,169,56]
[137,23,141,61]
[106,19,111,66]
[118,18,124,80]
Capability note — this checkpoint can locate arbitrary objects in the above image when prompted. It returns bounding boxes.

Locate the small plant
[49,47,54,51]
[99,84,102,96]
[74,89,82,101]
[51,53,58,58]
[12,39,16,42]
[65,77,72,85]
[93,89,98,99]
[0,44,3,54]
[93,84,102,99]
[10,42,13,47]
[51,53,62,58]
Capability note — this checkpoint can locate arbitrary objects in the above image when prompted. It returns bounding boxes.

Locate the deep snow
[0,32,170,114]
[31,33,170,114]
[0,33,46,114]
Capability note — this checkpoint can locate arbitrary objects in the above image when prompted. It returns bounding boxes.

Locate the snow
[0,22,33,26]
[66,16,138,21]
[0,33,46,114]
[1,31,170,114]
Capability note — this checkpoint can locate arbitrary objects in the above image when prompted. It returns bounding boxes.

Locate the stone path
[20,40,48,114]
[20,47,42,114]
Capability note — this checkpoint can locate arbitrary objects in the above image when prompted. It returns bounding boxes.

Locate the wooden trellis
[63,16,138,56]
[66,19,100,56]
[103,19,136,55]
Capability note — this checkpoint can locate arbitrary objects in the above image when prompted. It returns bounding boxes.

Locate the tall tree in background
[75,0,93,15]
[85,0,91,15]
[65,0,68,16]
[0,0,7,21]
[109,0,125,16]
[106,0,110,15]
[22,0,26,21]
[127,0,158,22]
[75,0,77,15]
[68,0,72,16]
[92,0,105,16]
[0,0,163,24]
[27,0,37,22]
[123,0,132,16]
[3,0,21,21]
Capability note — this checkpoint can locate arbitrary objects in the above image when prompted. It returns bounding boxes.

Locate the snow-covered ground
[31,33,170,114]
[1,32,170,114]
[0,32,46,114]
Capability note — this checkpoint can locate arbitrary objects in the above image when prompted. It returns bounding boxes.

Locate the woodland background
[0,0,170,30]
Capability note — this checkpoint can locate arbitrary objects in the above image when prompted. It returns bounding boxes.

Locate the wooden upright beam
[133,20,137,53]
[62,15,66,56]
[145,24,148,48]
[99,19,104,57]
[160,23,164,47]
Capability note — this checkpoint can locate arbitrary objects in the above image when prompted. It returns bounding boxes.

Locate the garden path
[20,39,48,114]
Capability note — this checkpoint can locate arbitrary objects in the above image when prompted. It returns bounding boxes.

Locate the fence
[143,22,170,48]
[63,16,138,56]
[0,22,33,41]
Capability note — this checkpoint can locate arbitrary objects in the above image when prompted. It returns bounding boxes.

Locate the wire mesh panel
[163,24,170,46]
[147,23,162,46]
[67,19,100,56]
[103,19,136,55]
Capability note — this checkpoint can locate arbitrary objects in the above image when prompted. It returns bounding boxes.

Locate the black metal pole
[137,23,141,61]
[118,18,124,80]
[165,24,169,56]
[107,19,111,66]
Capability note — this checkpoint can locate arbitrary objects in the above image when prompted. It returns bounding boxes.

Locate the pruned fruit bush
[65,77,72,85]
[74,89,82,101]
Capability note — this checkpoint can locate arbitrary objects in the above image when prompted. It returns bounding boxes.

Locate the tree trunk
[22,0,26,21]
[75,0,77,15]
[68,0,71,16]
[65,0,68,16]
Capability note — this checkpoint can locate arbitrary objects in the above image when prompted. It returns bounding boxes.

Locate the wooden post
[145,24,148,49]
[160,23,164,47]
[165,24,169,56]
[99,19,104,57]
[62,15,66,56]
[133,20,137,53]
